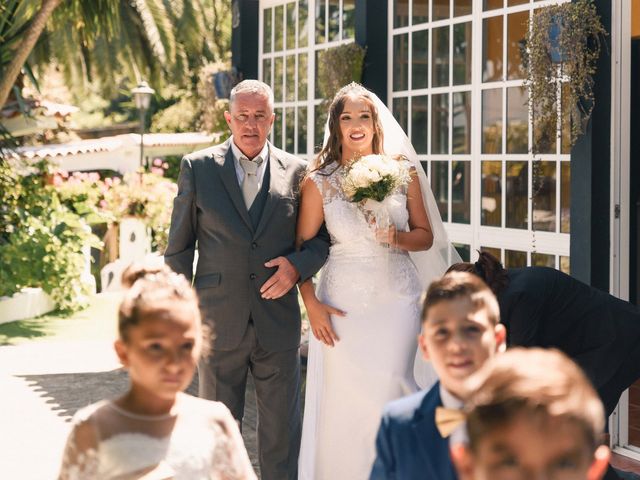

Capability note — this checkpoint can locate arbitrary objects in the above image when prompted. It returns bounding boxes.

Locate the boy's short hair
[464,347,605,452]
[421,271,500,325]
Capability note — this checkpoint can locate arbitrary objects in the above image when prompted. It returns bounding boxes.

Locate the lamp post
[131,81,155,170]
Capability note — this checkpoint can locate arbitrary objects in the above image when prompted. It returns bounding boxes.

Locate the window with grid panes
[260,0,355,160]
[390,0,571,271]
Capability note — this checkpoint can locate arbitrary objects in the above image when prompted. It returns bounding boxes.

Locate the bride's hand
[307,300,346,347]
[375,225,397,247]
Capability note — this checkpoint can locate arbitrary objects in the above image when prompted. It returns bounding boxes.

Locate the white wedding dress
[298,91,461,479]
[299,162,431,480]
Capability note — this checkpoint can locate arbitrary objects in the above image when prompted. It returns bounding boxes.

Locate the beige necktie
[239,156,263,208]
[435,406,466,438]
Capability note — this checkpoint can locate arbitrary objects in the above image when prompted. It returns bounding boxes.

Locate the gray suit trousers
[199,321,301,480]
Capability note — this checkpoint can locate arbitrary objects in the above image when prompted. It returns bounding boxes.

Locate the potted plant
[523,0,606,154]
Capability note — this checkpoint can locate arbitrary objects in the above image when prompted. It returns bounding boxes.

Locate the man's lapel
[214,141,253,231]
[412,384,455,479]
[254,144,287,238]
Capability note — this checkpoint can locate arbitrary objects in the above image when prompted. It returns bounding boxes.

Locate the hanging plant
[317,42,367,101]
[523,0,606,154]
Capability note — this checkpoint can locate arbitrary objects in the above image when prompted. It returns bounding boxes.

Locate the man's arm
[164,156,197,281]
[285,221,330,282]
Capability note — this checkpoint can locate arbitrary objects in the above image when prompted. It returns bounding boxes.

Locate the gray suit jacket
[164,139,329,352]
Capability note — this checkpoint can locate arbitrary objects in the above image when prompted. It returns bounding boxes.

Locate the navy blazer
[370,382,458,480]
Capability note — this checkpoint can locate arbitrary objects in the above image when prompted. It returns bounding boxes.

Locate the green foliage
[523,0,606,153]
[317,43,367,100]
[102,172,177,252]
[150,95,199,133]
[0,159,102,313]
[349,176,398,203]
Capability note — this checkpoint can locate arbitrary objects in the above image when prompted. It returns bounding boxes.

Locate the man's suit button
[250,273,256,280]
[251,242,258,249]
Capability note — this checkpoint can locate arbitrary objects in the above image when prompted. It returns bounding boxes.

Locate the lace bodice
[310,162,413,259]
[58,393,256,480]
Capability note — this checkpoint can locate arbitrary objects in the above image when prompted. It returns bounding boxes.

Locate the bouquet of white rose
[341,154,411,203]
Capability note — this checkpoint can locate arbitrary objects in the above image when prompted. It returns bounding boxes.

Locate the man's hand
[260,257,300,299]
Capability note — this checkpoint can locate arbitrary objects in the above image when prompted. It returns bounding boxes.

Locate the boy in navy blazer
[370,272,507,480]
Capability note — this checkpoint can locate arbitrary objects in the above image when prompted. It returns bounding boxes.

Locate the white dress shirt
[230,137,269,189]
[439,384,469,447]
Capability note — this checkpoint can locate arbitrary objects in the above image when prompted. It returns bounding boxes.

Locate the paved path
[0,339,261,479]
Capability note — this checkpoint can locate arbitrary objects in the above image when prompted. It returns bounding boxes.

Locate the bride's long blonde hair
[313,83,385,173]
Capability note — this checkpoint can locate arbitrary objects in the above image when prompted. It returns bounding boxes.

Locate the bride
[296,83,460,479]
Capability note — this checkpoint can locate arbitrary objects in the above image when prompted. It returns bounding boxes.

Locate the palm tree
[0,0,230,107]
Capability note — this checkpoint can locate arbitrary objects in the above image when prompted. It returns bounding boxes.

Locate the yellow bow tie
[435,406,466,438]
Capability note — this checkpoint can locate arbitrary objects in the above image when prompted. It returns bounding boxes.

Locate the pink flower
[52,175,63,186]
[153,158,163,167]
[99,200,107,209]
[60,171,69,179]
[89,172,100,182]
[162,162,169,169]
[151,167,164,176]
[112,177,122,186]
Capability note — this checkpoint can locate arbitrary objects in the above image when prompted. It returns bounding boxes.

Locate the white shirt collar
[439,384,468,446]
[230,137,269,163]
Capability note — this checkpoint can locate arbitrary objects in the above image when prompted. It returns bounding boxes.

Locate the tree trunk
[0,0,63,109]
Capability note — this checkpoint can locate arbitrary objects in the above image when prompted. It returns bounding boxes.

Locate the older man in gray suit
[164,80,329,479]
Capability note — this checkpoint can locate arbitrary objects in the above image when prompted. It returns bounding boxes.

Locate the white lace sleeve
[58,416,99,480]
[309,165,345,206]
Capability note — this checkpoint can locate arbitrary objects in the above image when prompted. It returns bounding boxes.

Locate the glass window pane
[411,95,428,154]
[482,88,502,154]
[484,0,503,10]
[454,0,472,16]
[432,26,450,87]
[263,8,272,53]
[393,97,409,136]
[560,255,570,274]
[274,56,283,102]
[454,243,471,261]
[412,29,428,89]
[314,104,327,153]
[433,0,449,20]
[506,161,528,229]
[328,0,340,41]
[394,0,409,28]
[299,0,308,47]
[508,0,528,5]
[431,161,449,222]
[532,161,556,232]
[453,22,472,85]
[431,93,449,154]
[343,0,355,39]
[533,98,557,154]
[532,252,555,268]
[298,106,307,155]
[315,0,326,44]
[298,53,307,100]
[481,246,502,260]
[483,16,503,82]
[274,107,283,148]
[505,249,527,268]
[452,161,470,224]
[286,2,296,49]
[482,161,502,227]
[275,5,284,51]
[285,107,295,152]
[315,50,322,98]
[507,11,528,80]
[413,0,428,24]
[285,55,296,101]
[507,86,528,154]
[453,91,471,154]
[262,58,272,89]
[560,162,570,233]
[393,34,409,91]
[561,83,571,154]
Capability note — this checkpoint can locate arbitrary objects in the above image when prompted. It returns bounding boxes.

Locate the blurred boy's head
[452,348,610,480]
[420,272,506,398]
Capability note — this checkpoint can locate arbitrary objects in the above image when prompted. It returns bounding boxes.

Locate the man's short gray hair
[229,80,274,112]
